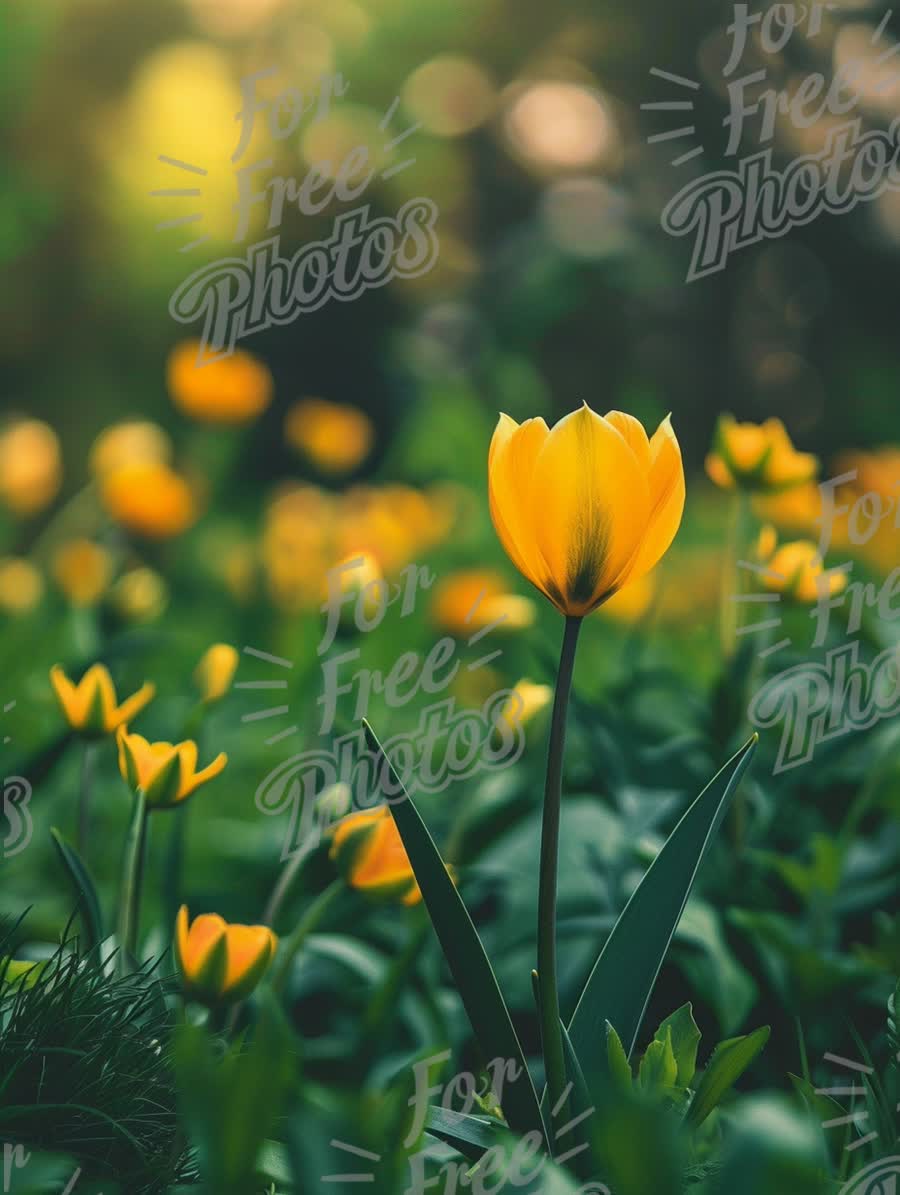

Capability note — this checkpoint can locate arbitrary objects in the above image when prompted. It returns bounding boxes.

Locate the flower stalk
[537,614,582,1140]
[117,788,147,975]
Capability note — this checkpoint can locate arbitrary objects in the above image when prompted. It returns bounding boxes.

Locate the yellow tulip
[755,526,847,603]
[430,569,536,636]
[0,420,62,516]
[330,806,422,906]
[117,728,227,808]
[175,905,277,1005]
[51,539,113,607]
[194,643,239,703]
[50,663,154,738]
[102,461,196,539]
[0,558,44,615]
[89,421,172,479]
[488,404,684,617]
[167,340,273,424]
[706,415,817,493]
[284,397,373,474]
[498,679,553,733]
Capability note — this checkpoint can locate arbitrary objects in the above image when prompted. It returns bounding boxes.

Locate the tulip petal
[113,682,156,729]
[605,410,652,473]
[623,415,686,583]
[223,925,276,996]
[50,665,85,727]
[529,405,649,614]
[488,415,555,603]
[181,750,227,798]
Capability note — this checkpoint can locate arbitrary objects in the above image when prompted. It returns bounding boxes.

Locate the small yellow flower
[167,340,273,424]
[498,679,553,732]
[706,415,817,493]
[330,806,422,906]
[755,526,847,603]
[597,570,656,625]
[752,481,823,536]
[489,404,684,617]
[50,663,155,738]
[110,567,169,623]
[175,905,277,1006]
[285,398,373,475]
[89,420,172,478]
[0,558,44,615]
[51,539,113,607]
[430,569,535,636]
[102,461,196,539]
[0,420,62,516]
[328,551,387,627]
[195,643,239,703]
[116,728,227,808]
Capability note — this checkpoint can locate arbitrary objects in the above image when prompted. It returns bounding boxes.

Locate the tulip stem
[77,742,97,860]
[116,789,147,976]
[271,876,344,995]
[262,837,317,930]
[537,614,582,1147]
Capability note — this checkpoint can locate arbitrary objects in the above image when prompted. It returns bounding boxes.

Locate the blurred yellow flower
[89,421,172,479]
[285,398,373,474]
[51,539,113,607]
[829,447,900,573]
[489,405,684,617]
[706,415,817,493]
[175,905,277,1006]
[755,526,847,603]
[167,340,273,425]
[195,643,239,703]
[752,481,823,536]
[0,558,43,615]
[117,727,226,808]
[0,420,62,516]
[50,663,154,738]
[330,806,421,906]
[430,569,535,636]
[329,551,385,626]
[499,679,553,732]
[596,570,657,625]
[110,568,169,623]
[102,461,197,539]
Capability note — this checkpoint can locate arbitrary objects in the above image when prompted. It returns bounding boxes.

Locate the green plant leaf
[363,719,546,1147]
[425,1106,508,1161]
[50,827,103,951]
[606,1022,632,1093]
[639,1027,677,1093]
[567,736,757,1105]
[687,1026,771,1127]
[653,1004,701,1089]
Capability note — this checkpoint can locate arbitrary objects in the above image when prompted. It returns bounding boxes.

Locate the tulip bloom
[117,728,226,808]
[194,643,239,703]
[50,663,155,737]
[102,461,197,539]
[488,404,684,617]
[330,806,422,906]
[755,526,847,603]
[285,398,373,475]
[167,340,273,424]
[430,569,536,636]
[0,420,62,516]
[175,906,277,1005]
[706,415,817,493]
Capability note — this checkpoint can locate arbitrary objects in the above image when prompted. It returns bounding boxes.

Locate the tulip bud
[195,643,239,704]
[175,905,277,1006]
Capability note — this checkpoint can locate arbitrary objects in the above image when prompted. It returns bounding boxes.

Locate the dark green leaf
[50,827,103,951]
[687,1026,771,1127]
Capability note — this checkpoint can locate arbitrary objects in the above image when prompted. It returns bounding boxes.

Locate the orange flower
[0,420,62,516]
[175,905,277,1005]
[285,398,373,474]
[50,663,154,738]
[167,340,273,424]
[89,421,172,478]
[102,461,196,539]
[194,643,239,703]
[117,728,227,808]
[706,415,817,493]
[51,539,113,607]
[754,526,847,603]
[430,569,535,636]
[330,806,421,906]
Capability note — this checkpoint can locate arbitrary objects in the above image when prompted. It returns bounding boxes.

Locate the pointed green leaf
[425,1106,508,1161]
[567,736,757,1105]
[687,1026,770,1127]
[50,827,103,951]
[639,1027,678,1093]
[606,1022,632,1093]
[654,1004,701,1088]
[363,720,546,1147]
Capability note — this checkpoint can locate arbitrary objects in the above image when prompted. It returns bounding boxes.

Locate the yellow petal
[181,750,227,798]
[705,453,734,490]
[488,415,553,601]
[604,410,652,473]
[622,415,685,583]
[112,681,156,730]
[529,405,649,614]
[223,924,275,990]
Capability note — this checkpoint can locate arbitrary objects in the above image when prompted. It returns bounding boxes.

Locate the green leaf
[425,1106,508,1161]
[639,1027,677,1093]
[50,827,103,951]
[687,1026,771,1127]
[606,1022,632,1092]
[363,720,546,1147]
[567,736,757,1106]
[653,1004,701,1089]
